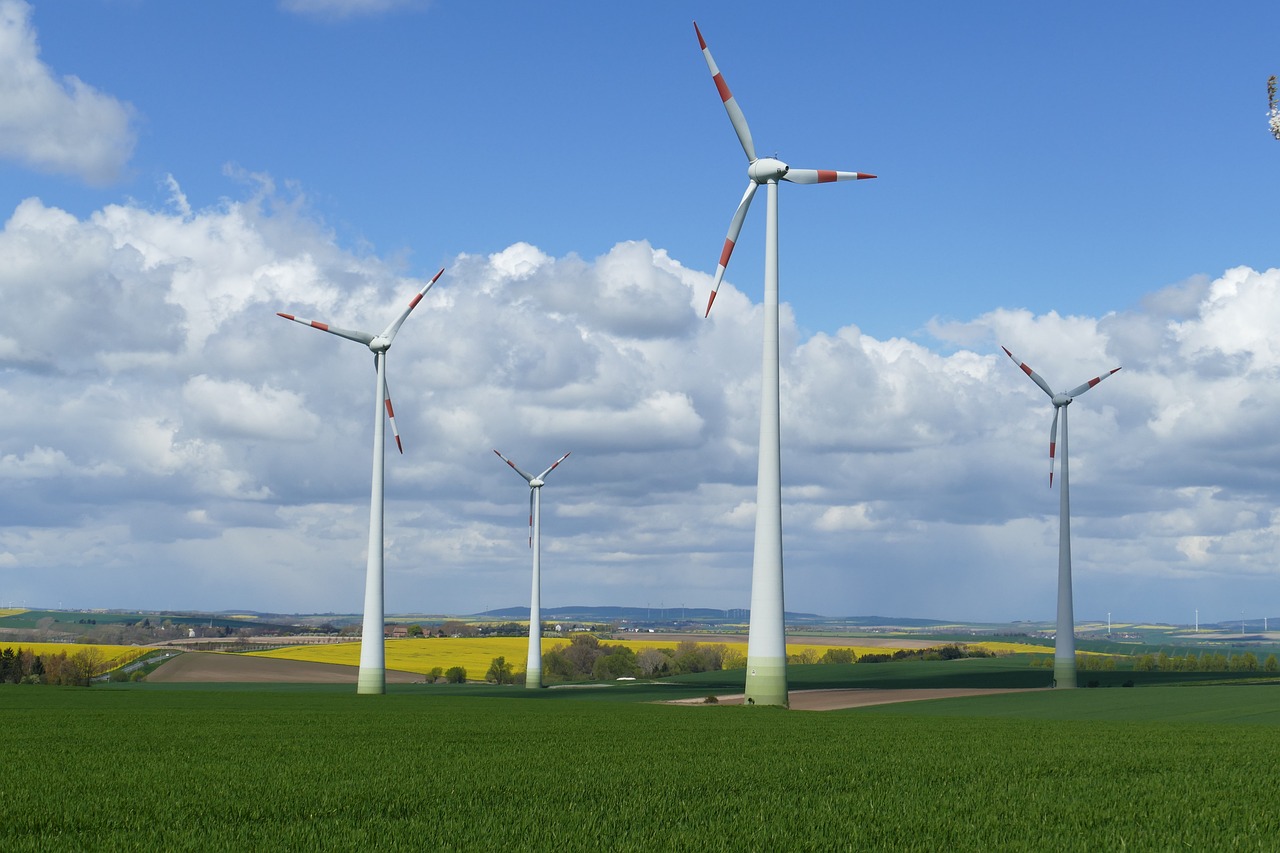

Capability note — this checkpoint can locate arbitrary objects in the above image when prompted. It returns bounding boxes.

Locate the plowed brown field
[147,651,423,683]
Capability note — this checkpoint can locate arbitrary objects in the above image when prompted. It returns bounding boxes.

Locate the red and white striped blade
[276,313,375,346]
[537,451,571,481]
[1048,407,1059,488]
[383,374,403,454]
[1064,367,1121,399]
[493,449,534,483]
[694,21,757,163]
[782,169,877,184]
[706,181,758,317]
[381,267,444,344]
[1001,345,1055,399]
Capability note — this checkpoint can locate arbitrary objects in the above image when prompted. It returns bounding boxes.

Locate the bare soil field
[146,651,423,684]
[669,687,1040,710]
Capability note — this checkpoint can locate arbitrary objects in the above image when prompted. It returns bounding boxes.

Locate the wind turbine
[694,21,876,707]
[277,267,444,695]
[1002,345,1119,690]
[493,450,571,689]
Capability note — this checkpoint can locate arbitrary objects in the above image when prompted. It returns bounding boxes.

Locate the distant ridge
[471,606,949,627]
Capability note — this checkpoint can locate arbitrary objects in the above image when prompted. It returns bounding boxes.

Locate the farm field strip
[248,636,1048,674]
[0,642,148,667]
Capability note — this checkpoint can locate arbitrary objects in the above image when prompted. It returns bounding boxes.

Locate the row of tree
[856,644,996,664]
[1032,651,1280,672]
[0,646,110,686]
[533,636,749,683]
[1131,650,1279,673]
[529,637,930,683]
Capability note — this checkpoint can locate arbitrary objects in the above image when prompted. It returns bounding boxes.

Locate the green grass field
[3,667,1279,850]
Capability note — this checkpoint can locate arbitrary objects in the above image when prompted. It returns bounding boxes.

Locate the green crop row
[3,681,1279,850]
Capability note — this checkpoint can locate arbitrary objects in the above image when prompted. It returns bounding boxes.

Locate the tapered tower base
[1053,657,1076,689]
[525,666,542,689]
[357,667,385,695]
[744,659,788,707]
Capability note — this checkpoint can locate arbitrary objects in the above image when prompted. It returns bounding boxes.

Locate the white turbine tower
[277,267,444,695]
[694,21,876,707]
[493,449,571,689]
[1002,345,1120,690]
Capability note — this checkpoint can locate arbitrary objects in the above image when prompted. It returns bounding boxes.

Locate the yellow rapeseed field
[0,642,147,668]
[251,638,531,675]
[0,608,26,617]
[249,636,1039,673]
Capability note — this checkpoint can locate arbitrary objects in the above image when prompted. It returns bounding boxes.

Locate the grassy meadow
[4,661,1280,850]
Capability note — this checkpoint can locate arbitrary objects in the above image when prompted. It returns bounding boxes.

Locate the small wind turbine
[277,267,444,695]
[493,449,571,689]
[1002,345,1119,690]
[694,21,876,707]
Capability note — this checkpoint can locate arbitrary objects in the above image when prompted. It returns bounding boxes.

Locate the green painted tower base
[1053,658,1076,689]
[357,668,385,695]
[743,658,788,707]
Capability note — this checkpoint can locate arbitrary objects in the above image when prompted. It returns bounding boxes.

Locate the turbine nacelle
[368,335,392,354]
[748,157,789,182]
[1052,393,1072,407]
[529,478,545,488]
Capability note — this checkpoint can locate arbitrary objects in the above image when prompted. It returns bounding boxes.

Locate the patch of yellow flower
[0,608,26,618]
[249,635,1001,674]
[0,642,148,668]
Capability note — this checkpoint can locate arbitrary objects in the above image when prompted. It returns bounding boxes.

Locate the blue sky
[18,1,1280,339]
[2,0,1280,626]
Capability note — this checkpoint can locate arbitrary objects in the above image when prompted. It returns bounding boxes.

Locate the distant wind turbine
[694,21,876,707]
[277,267,444,695]
[493,449,571,689]
[1002,345,1120,690]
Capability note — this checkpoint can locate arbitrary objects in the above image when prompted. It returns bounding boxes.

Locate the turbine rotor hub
[530,479,544,488]
[1052,393,1072,407]
[368,335,391,353]
[748,157,788,183]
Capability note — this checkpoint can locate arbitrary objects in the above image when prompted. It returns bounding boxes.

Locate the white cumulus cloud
[0,0,136,185]
[2,177,1280,624]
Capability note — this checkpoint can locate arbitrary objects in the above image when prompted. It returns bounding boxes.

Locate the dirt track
[147,651,423,684]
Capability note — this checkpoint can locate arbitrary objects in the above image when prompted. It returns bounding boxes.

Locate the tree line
[0,646,112,686]
[1033,651,1280,672]
[493,637,917,684]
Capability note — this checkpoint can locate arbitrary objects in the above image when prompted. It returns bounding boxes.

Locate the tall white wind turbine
[494,450,571,689]
[277,267,444,695]
[1002,346,1119,690]
[694,21,876,707]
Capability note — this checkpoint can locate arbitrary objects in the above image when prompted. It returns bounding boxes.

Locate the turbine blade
[782,169,877,184]
[381,267,445,344]
[706,182,758,317]
[694,21,757,162]
[1049,407,1059,488]
[1001,345,1055,398]
[536,451,572,481]
[277,313,375,346]
[383,373,403,455]
[493,449,534,483]
[1064,367,1122,399]
[527,487,535,549]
